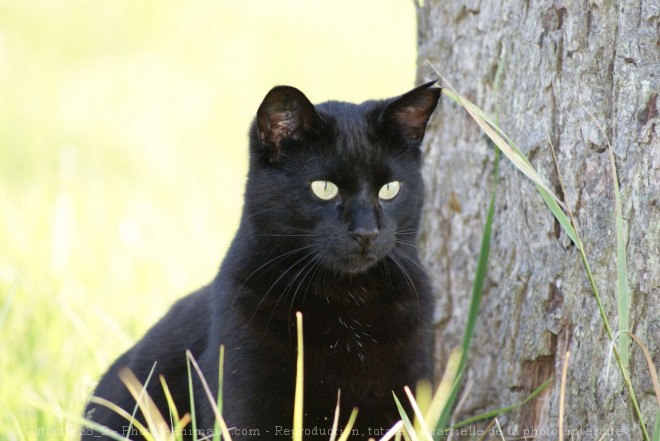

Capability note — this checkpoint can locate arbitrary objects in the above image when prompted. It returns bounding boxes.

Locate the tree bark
[417,1,659,439]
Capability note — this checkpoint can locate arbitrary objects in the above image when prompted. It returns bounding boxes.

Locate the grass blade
[461,149,498,359]
[536,186,580,247]
[380,421,404,441]
[436,76,579,247]
[87,396,155,441]
[548,116,650,439]
[213,346,226,441]
[625,332,660,411]
[33,394,147,441]
[653,412,660,441]
[293,311,304,441]
[435,149,500,434]
[577,102,631,368]
[493,418,506,441]
[413,380,432,434]
[186,350,233,441]
[595,108,630,368]
[159,375,179,434]
[119,368,170,440]
[329,390,342,441]
[126,361,157,440]
[578,248,649,440]
[393,392,420,441]
[451,378,552,428]
[160,375,190,441]
[558,351,571,441]
[186,356,198,441]
[403,386,433,441]
[437,85,563,209]
[336,408,359,441]
[425,348,462,431]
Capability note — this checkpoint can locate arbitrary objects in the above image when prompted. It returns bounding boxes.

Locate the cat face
[245,82,440,274]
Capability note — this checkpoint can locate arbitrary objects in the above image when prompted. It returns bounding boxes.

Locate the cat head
[244,82,440,274]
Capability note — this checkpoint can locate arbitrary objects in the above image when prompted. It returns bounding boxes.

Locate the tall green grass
[75,311,366,441]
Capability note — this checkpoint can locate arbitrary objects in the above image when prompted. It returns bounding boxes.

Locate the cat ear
[256,86,321,155]
[381,80,441,145]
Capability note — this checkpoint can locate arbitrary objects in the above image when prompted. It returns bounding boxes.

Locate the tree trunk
[416,1,659,439]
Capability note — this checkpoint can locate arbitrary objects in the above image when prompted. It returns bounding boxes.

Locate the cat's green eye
[310,180,339,200]
[378,181,401,200]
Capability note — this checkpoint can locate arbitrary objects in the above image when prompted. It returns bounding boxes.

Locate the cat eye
[310,180,339,200]
[378,181,401,200]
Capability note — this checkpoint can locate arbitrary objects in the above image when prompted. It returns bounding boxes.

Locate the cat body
[83,82,440,440]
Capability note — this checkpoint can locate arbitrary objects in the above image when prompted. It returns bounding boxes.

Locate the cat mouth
[334,253,381,274]
[319,239,393,274]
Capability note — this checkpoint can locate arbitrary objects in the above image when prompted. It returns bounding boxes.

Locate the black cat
[83,81,440,440]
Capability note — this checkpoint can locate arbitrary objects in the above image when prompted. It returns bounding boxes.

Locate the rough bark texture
[417,1,659,439]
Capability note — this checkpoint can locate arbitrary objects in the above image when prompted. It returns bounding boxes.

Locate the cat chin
[329,254,382,274]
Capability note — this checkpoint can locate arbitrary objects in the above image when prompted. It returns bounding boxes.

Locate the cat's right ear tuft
[381,80,441,147]
[256,86,321,160]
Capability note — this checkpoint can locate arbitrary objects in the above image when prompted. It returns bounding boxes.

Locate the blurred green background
[0,1,416,439]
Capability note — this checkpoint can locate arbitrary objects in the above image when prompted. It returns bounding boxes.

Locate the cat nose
[350,226,379,247]
[347,203,380,247]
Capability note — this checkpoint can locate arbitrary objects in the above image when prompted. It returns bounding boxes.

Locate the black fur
[82,82,440,440]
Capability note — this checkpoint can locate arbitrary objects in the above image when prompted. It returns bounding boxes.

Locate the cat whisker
[254,233,318,238]
[304,256,325,305]
[316,258,332,304]
[302,254,326,305]
[387,251,419,305]
[395,228,420,236]
[232,244,317,307]
[285,255,322,335]
[254,249,318,329]
[246,203,292,218]
[391,247,427,274]
[394,238,418,247]
[273,224,316,234]
[277,252,318,311]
